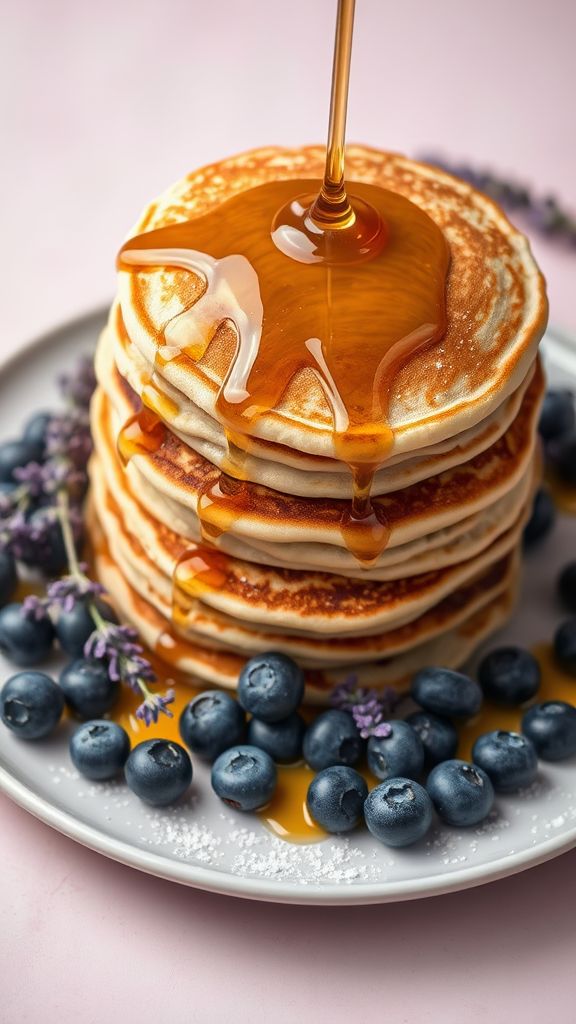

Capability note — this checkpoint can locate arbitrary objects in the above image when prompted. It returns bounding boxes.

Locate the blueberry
[411,666,482,719]
[237,652,304,722]
[548,431,576,487]
[302,709,363,771]
[478,646,541,706]
[427,760,495,826]
[522,702,576,761]
[23,411,52,458]
[554,619,576,675]
[0,438,44,483]
[0,549,17,607]
[1,671,64,739]
[523,489,556,547]
[179,690,245,761]
[70,720,130,780]
[406,711,458,769]
[20,508,84,577]
[54,599,116,658]
[472,730,538,792]
[539,389,575,442]
[59,658,119,719]
[306,766,368,833]
[364,778,433,847]
[558,563,576,613]
[367,720,424,781]
[125,739,192,806]
[247,712,305,763]
[211,744,277,811]
[0,602,55,666]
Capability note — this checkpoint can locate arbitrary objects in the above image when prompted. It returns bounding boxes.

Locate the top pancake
[117,145,547,461]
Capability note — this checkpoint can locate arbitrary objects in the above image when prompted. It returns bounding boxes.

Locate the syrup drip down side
[117,179,450,565]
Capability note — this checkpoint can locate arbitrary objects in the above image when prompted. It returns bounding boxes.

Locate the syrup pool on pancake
[117,0,450,568]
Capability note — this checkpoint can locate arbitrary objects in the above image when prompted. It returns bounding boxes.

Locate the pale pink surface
[1,1,576,1021]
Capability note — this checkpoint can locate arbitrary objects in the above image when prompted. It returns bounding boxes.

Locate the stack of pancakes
[89,146,547,700]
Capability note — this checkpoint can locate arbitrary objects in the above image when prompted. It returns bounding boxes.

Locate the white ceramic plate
[1,309,576,906]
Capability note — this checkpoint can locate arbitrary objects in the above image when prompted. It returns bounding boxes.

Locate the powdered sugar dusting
[34,754,576,888]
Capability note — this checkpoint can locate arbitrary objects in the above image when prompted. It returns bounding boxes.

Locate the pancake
[88,143,546,700]
[90,502,519,701]
[116,146,547,463]
[90,448,529,640]
[92,387,537,581]
[105,311,536,499]
[92,355,543,556]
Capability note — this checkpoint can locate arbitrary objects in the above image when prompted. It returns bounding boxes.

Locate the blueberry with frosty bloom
[21,508,71,575]
[307,766,368,833]
[365,778,433,848]
[547,431,576,488]
[237,652,304,722]
[181,690,246,761]
[55,599,116,658]
[70,720,130,781]
[60,658,120,719]
[247,712,305,763]
[0,439,44,484]
[23,412,52,458]
[126,739,192,806]
[427,760,495,827]
[303,709,364,771]
[211,744,276,811]
[1,671,64,739]
[367,720,425,781]
[0,602,55,666]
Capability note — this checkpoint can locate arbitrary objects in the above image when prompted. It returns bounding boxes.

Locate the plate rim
[1,306,575,906]
[4,759,576,905]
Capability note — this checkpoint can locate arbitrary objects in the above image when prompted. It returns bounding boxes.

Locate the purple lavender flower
[351,698,393,740]
[84,623,157,687]
[135,689,175,726]
[12,462,47,497]
[22,594,50,621]
[45,575,105,613]
[331,674,379,711]
[6,509,35,560]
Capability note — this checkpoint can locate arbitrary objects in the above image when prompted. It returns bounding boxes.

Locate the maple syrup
[116,0,450,591]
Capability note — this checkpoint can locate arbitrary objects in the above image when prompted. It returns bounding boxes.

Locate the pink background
[1,0,576,1020]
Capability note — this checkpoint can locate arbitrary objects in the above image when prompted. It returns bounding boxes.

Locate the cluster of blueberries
[179,638,576,846]
[1,388,576,842]
[4,627,576,848]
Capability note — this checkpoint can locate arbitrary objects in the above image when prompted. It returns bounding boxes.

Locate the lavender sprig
[331,674,399,739]
[53,490,174,725]
[135,690,176,726]
[5,354,173,727]
[420,154,576,247]
[0,357,94,555]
